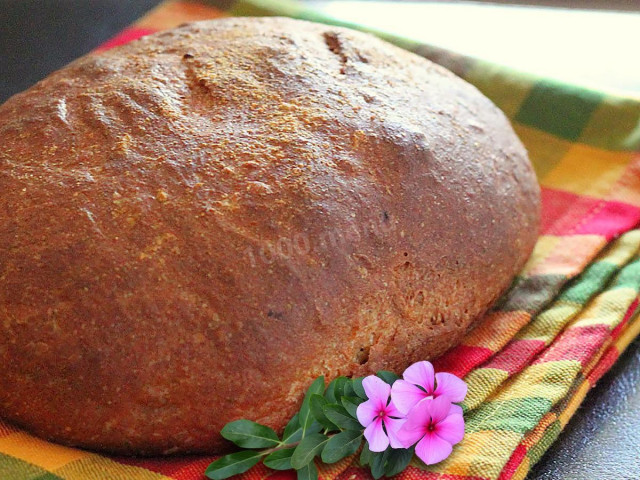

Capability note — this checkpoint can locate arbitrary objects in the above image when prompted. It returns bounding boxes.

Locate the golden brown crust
[0,17,539,454]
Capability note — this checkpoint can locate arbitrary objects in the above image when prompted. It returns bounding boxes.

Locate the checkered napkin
[2,1,640,479]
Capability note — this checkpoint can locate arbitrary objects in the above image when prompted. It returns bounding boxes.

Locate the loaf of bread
[0,17,540,454]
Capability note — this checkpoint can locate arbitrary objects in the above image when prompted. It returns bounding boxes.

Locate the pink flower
[356,376,406,452]
[396,396,465,465]
[391,361,467,415]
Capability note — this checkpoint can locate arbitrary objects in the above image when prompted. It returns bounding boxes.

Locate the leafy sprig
[205,372,405,480]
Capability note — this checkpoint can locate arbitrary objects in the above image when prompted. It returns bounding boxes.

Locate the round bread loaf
[0,17,539,454]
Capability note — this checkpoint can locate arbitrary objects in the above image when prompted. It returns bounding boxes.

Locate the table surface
[1,1,639,479]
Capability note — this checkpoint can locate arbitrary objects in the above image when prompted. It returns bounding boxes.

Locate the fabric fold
[1,1,639,479]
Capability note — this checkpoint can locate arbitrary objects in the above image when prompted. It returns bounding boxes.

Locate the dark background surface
[1,1,639,479]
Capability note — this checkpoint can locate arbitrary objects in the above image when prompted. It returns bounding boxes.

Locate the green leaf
[282,413,303,444]
[376,370,400,385]
[341,396,364,418]
[205,451,264,480]
[323,404,363,431]
[343,380,356,398]
[263,448,295,471]
[370,450,389,480]
[220,420,280,449]
[328,377,348,402]
[290,433,329,469]
[352,377,367,399]
[321,430,363,463]
[300,376,325,437]
[359,441,372,466]
[324,379,337,404]
[384,448,414,477]
[296,461,318,480]
[310,394,337,430]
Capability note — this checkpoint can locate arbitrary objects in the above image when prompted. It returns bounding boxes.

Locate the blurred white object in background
[308,1,640,95]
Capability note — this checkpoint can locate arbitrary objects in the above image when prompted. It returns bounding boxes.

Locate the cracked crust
[0,17,540,454]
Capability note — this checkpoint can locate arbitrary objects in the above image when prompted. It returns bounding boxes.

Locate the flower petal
[415,432,453,465]
[395,397,432,447]
[435,413,465,445]
[391,379,427,415]
[429,395,453,424]
[434,372,468,403]
[402,361,435,393]
[356,399,379,427]
[364,418,389,452]
[384,397,404,418]
[449,404,464,416]
[384,417,407,449]
[362,375,391,408]
[395,422,424,448]
[405,397,433,426]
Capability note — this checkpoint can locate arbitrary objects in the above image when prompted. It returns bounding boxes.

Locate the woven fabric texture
[1,1,639,479]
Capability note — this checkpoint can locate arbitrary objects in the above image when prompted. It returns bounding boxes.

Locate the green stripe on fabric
[465,397,553,434]
[527,419,562,466]
[559,261,619,304]
[515,79,604,141]
[516,301,580,341]
[228,0,305,19]
[0,453,64,480]
[465,63,535,120]
[612,259,640,289]
[579,95,640,151]
[461,368,510,413]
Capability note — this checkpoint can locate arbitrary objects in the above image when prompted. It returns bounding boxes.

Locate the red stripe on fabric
[268,471,297,480]
[497,443,528,480]
[168,457,220,480]
[587,346,619,385]
[533,324,610,366]
[484,339,547,374]
[612,298,638,339]
[432,345,494,378]
[539,188,600,235]
[335,467,369,480]
[395,466,487,480]
[96,27,157,51]
[573,200,640,240]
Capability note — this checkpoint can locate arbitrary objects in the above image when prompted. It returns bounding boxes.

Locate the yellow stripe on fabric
[54,455,170,480]
[512,124,572,180]
[462,368,510,412]
[501,311,640,480]
[0,432,87,471]
[516,301,580,341]
[136,0,227,30]
[465,64,532,120]
[418,430,522,478]
[527,235,606,277]
[462,311,530,349]
[558,381,591,427]
[490,360,581,404]
[519,235,561,277]
[522,412,557,449]
[541,143,634,199]
[598,229,640,266]
[570,287,637,329]
[512,459,530,480]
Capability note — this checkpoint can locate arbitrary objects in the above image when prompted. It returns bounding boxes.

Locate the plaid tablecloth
[2,1,640,479]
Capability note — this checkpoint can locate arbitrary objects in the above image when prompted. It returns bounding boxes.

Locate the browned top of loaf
[0,17,540,454]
